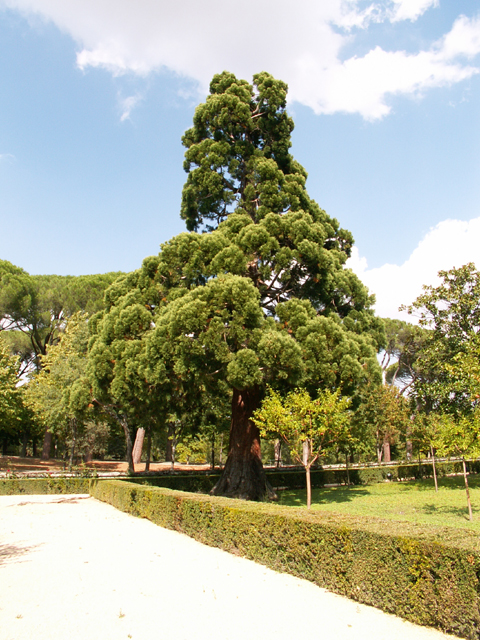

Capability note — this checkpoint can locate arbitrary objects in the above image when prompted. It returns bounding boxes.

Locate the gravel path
[0,494,456,640]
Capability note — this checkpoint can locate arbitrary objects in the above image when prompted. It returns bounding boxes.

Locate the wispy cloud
[2,1,479,119]
[347,217,480,320]
[118,93,143,121]
[0,153,16,163]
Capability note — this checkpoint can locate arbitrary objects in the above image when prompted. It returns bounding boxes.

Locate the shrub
[90,479,480,640]
[0,477,91,495]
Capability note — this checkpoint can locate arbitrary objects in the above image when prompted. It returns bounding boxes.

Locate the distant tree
[0,336,25,453]
[24,313,102,469]
[0,260,122,372]
[354,384,411,463]
[402,263,480,414]
[87,270,173,474]
[0,259,122,457]
[380,318,428,394]
[253,387,351,508]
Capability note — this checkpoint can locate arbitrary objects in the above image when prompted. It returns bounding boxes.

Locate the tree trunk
[462,457,473,521]
[430,446,438,492]
[165,423,175,463]
[211,433,215,471]
[376,430,383,464]
[306,464,312,509]
[21,431,28,458]
[302,440,309,466]
[382,438,391,463]
[145,425,152,472]
[406,439,413,461]
[41,430,52,460]
[119,415,134,474]
[132,427,145,465]
[274,439,282,468]
[211,387,276,501]
[68,419,77,472]
[170,425,177,471]
[345,453,350,486]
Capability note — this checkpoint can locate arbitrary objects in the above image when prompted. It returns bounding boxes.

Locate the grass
[277,474,480,531]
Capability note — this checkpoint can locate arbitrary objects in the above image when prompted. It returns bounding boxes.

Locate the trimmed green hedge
[0,477,91,495]
[90,479,480,640]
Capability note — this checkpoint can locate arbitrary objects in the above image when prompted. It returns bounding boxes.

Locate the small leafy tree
[435,412,480,521]
[253,387,351,508]
[409,412,445,491]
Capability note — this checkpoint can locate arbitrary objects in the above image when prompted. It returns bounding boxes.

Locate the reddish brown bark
[211,387,275,501]
[41,430,52,460]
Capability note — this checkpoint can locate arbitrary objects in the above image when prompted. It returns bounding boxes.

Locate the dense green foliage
[0,477,91,495]
[403,263,480,415]
[353,383,411,463]
[0,259,121,372]
[0,337,24,441]
[0,261,122,458]
[85,71,383,499]
[253,387,351,506]
[24,313,111,468]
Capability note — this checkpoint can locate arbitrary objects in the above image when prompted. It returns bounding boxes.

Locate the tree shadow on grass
[404,476,480,492]
[421,502,474,521]
[278,486,370,508]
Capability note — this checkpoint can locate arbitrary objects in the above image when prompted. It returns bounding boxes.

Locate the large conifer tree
[88,71,383,499]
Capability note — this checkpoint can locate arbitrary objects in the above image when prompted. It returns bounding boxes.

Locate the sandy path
[0,495,456,640]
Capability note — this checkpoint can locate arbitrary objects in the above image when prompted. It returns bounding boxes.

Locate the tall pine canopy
[88,72,383,499]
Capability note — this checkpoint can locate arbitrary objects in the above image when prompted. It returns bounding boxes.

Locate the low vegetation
[278,475,480,531]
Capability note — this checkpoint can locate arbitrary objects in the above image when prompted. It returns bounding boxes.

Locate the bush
[90,479,480,640]
[0,477,91,495]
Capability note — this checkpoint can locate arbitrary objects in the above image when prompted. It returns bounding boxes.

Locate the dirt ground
[0,455,211,475]
[0,494,457,640]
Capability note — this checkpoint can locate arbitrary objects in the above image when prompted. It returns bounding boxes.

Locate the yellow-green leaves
[253,387,351,468]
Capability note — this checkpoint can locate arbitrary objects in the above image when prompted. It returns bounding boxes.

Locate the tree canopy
[403,263,480,414]
[87,71,383,499]
[0,259,122,373]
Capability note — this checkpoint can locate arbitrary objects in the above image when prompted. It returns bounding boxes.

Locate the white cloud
[119,94,143,122]
[0,153,16,163]
[1,1,479,119]
[347,217,480,321]
[389,0,438,22]
[438,14,480,60]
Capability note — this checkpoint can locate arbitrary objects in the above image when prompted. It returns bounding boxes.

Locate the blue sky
[1,0,479,320]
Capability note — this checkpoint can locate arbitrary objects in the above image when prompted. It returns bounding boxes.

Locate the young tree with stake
[253,387,351,508]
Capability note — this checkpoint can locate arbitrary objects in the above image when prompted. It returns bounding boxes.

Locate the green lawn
[277,475,480,531]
